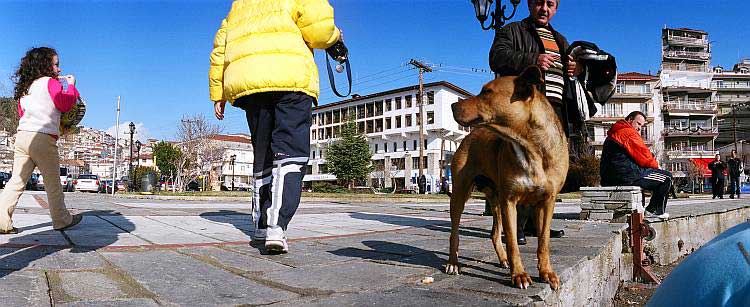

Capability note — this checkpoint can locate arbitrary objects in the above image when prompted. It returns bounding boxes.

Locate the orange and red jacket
[600,119,658,185]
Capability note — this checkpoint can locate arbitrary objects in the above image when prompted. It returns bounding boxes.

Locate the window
[366,120,374,133]
[366,103,374,118]
[391,158,405,170]
[386,117,392,129]
[325,111,332,125]
[427,91,434,104]
[403,141,407,151]
[615,83,624,93]
[602,103,623,117]
[341,107,349,120]
[375,119,383,132]
[406,114,412,126]
[312,130,317,140]
[384,142,388,152]
[312,115,317,125]
[416,113,421,125]
[385,99,392,111]
[424,139,428,149]
[319,163,328,174]
[393,142,397,151]
[306,165,313,175]
[427,111,434,124]
[333,110,341,123]
[358,121,365,133]
[395,97,402,109]
[396,116,402,128]
[357,105,365,119]
[406,95,412,108]
[312,151,316,159]
[412,156,428,169]
[413,140,418,150]
[375,143,379,153]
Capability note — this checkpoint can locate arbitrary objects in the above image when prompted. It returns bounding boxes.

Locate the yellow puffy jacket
[209,0,340,104]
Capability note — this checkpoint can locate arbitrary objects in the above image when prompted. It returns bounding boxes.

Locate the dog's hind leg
[535,196,560,290]
[501,199,533,289]
[445,174,472,275]
[489,193,509,268]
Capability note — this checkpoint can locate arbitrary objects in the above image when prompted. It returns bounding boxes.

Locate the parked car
[26,173,39,190]
[185,180,201,191]
[60,167,74,192]
[36,174,46,191]
[0,172,10,189]
[100,179,117,194]
[74,174,100,193]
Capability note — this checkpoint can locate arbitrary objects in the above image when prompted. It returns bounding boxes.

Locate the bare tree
[686,160,706,194]
[175,114,223,191]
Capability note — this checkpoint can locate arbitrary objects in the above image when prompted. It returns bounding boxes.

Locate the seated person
[600,111,672,219]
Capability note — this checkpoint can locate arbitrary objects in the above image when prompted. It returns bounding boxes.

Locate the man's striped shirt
[536,26,564,105]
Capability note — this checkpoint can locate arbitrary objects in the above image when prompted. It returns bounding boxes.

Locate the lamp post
[471,0,521,31]
[135,140,142,170]
[230,154,236,191]
[128,122,135,192]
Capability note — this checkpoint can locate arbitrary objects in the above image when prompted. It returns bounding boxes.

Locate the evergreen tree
[325,118,372,189]
[152,141,181,181]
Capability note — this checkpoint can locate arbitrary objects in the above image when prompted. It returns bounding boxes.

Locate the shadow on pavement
[328,240,512,284]
[349,212,491,239]
[199,210,275,254]
[0,210,133,279]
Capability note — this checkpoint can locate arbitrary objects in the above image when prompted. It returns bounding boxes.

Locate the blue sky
[1,0,748,141]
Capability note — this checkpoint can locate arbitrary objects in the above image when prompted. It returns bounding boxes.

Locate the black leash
[325,53,352,97]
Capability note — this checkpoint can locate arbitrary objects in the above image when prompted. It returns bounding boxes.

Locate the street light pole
[409,59,432,186]
[128,122,135,192]
[230,154,236,191]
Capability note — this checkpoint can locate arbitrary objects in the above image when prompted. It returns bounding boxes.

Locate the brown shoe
[0,227,19,235]
[55,214,83,231]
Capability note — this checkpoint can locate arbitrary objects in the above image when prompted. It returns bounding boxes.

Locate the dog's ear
[513,66,544,101]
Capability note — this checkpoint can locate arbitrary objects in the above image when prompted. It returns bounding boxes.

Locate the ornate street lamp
[128,122,135,191]
[230,154,236,191]
[471,0,521,31]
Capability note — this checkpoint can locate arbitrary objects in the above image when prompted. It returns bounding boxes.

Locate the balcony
[666,35,708,46]
[712,83,750,90]
[662,126,718,137]
[661,62,709,73]
[666,150,717,159]
[663,50,710,61]
[661,98,716,114]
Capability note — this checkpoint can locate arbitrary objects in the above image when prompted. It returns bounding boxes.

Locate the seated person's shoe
[55,214,83,231]
[517,231,527,245]
[0,227,19,235]
[550,229,565,238]
[645,211,669,219]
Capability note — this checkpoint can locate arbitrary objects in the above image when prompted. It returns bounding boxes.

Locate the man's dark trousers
[729,176,740,198]
[634,168,672,215]
[236,92,312,232]
[712,176,725,198]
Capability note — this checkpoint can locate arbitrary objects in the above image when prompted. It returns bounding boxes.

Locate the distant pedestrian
[727,149,742,199]
[209,0,343,253]
[708,154,727,199]
[0,47,83,234]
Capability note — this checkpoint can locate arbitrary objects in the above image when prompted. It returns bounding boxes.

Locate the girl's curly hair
[13,47,58,101]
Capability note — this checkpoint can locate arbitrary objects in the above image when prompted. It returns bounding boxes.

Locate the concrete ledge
[111,193,483,204]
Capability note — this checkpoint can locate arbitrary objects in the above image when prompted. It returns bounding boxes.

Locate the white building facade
[307,81,473,192]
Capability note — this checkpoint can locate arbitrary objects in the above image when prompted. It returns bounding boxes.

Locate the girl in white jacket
[0,47,83,234]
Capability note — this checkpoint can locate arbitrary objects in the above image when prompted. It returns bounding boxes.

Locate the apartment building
[659,27,717,178]
[713,59,750,150]
[306,81,473,192]
[207,134,253,191]
[586,72,661,156]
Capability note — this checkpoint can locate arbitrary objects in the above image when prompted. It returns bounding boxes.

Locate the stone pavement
[0,191,746,306]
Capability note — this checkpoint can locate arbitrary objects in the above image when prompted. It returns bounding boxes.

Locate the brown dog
[445,66,569,290]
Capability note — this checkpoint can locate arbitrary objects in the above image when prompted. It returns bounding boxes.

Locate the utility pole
[409,59,432,192]
[112,96,120,196]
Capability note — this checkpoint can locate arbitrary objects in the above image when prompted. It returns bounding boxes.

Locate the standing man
[600,111,673,219]
[488,0,576,243]
[210,0,342,253]
[727,149,742,199]
[709,154,727,199]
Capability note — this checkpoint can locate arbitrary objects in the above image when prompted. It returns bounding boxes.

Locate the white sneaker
[646,211,669,219]
[253,228,266,241]
[264,227,288,253]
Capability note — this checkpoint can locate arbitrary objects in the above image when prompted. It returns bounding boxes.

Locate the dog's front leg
[490,195,509,268]
[502,199,532,289]
[535,196,560,290]
[445,180,471,275]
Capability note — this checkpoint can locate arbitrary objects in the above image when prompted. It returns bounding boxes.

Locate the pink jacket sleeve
[47,78,79,113]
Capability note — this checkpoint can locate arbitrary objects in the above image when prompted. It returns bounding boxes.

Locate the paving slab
[0,270,50,306]
[99,216,220,245]
[58,298,159,307]
[59,271,125,300]
[262,260,432,293]
[63,216,150,247]
[0,247,104,271]
[178,246,291,273]
[272,286,510,307]
[102,250,297,305]
[145,216,251,243]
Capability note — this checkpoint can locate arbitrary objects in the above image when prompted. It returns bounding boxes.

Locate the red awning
[690,158,715,177]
